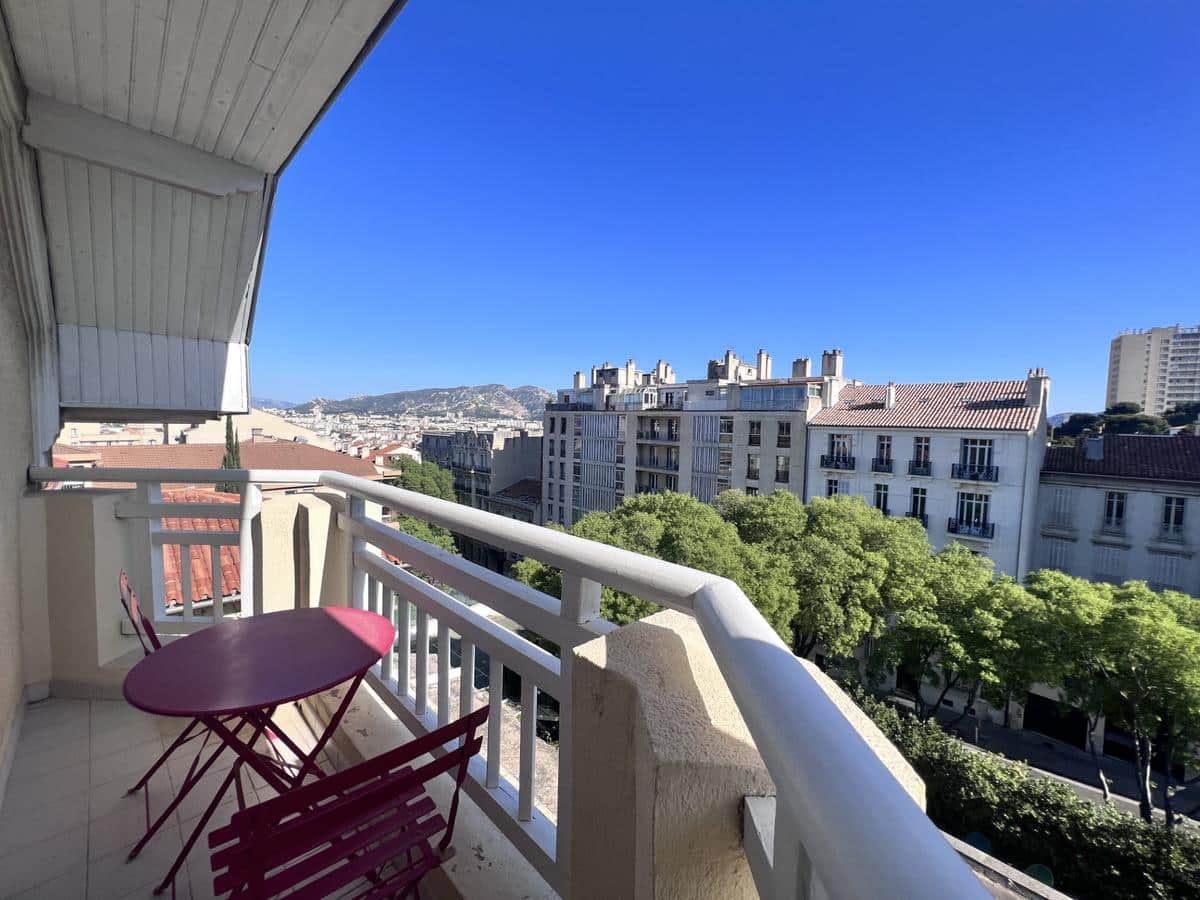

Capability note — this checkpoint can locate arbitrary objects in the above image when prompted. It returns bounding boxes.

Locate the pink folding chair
[118,570,238,799]
[209,705,489,899]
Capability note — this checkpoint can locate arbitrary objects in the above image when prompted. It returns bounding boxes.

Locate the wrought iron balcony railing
[950,463,998,482]
[907,460,932,477]
[820,455,855,471]
[871,457,893,474]
[947,518,995,539]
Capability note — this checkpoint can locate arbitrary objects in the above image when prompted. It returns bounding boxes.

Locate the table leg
[289,672,366,786]
[127,722,236,860]
[153,761,246,896]
[203,711,293,795]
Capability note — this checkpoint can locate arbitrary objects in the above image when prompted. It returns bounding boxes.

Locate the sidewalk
[941,712,1200,823]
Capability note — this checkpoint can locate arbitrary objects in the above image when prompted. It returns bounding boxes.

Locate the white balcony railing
[28,465,987,900]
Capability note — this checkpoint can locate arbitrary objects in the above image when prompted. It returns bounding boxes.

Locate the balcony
[11,465,990,899]
[871,457,894,474]
[951,463,999,482]
[820,454,856,471]
[635,430,679,443]
[907,511,929,527]
[908,460,933,477]
[948,518,996,539]
[636,458,680,472]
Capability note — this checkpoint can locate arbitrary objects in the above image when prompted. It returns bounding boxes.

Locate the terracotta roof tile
[1042,435,1200,483]
[809,380,1041,431]
[160,488,241,608]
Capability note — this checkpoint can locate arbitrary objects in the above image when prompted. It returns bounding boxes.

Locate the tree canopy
[385,457,457,553]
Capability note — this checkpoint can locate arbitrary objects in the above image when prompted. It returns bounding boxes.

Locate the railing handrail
[27,465,986,898]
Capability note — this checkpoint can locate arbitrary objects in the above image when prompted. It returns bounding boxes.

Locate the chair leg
[127,718,200,795]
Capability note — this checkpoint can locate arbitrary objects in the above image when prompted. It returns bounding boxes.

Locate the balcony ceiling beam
[23,94,265,198]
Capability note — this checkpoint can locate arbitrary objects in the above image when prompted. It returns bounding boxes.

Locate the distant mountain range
[291,384,553,420]
[251,397,299,409]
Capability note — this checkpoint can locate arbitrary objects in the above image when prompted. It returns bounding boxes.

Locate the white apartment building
[1106,324,1200,416]
[805,372,1051,578]
[1038,433,1200,594]
[543,349,851,527]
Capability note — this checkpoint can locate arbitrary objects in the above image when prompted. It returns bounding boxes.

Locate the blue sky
[251,1,1199,415]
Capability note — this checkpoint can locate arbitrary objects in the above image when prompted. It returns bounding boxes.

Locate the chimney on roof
[1085,435,1104,461]
[573,371,586,389]
[1025,367,1050,409]
[756,349,772,381]
[792,357,811,378]
[821,349,844,379]
[884,381,897,409]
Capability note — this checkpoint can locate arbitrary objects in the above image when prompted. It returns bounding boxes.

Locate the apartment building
[1038,434,1200,594]
[451,428,542,510]
[543,349,851,526]
[419,431,455,469]
[1106,324,1200,416]
[805,372,1051,578]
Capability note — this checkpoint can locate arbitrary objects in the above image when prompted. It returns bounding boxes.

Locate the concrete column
[570,610,775,899]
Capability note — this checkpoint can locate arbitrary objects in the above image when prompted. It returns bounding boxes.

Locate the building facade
[543,349,851,527]
[419,432,455,470]
[1106,324,1200,416]
[1038,434,1200,595]
[805,372,1051,578]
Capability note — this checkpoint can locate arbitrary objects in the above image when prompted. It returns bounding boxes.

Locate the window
[876,435,892,461]
[1046,539,1069,571]
[560,417,567,433]
[777,421,792,449]
[960,438,994,468]
[1163,496,1186,536]
[912,436,930,463]
[748,420,762,446]
[1095,546,1125,582]
[548,502,554,519]
[746,453,760,480]
[719,417,734,443]
[1155,554,1185,591]
[558,510,566,525]
[558,462,565,480]
[829,433,851,458]
[615,468,624,490]
[746,486,758,496]
[573,461,581,479]
[826,479,840,497]
[873,483,889,513]
[775,455,790,483]
[549,418,555,434]
[910,487,927,518]
[956,492,990,526]
[559,439,566,457]
[558,484,565,502]
[1102,491,1126,532]
[573,437,581,457]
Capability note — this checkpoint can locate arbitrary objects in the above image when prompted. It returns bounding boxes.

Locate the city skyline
[250,1,1199,415]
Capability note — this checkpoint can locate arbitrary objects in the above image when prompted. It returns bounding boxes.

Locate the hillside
[293,384,552,419]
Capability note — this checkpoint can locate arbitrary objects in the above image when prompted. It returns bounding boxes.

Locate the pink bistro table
[123,606,396,895]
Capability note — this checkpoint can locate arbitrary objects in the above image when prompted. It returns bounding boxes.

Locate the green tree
[384,457,458,553]
[1163,401,1200,427]
[787,496,933,662]
[514,492,798,638]
[871,545,1017,722]
[1105,401,1143,416]
[1102,413,1169,435]
[216,415,241,493]
[1057,412,1102,438]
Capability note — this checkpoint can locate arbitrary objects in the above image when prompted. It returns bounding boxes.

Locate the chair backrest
[118,569,161,655]
[209,704,490,899]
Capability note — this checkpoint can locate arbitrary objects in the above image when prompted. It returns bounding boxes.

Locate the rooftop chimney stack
[1085,435,1104,461]
[574,371,586,390]
[756,349,772,381]
[884,381,897,409]
[792,357,811,378]
[821,349,844,379]
[1025,367,1050,409]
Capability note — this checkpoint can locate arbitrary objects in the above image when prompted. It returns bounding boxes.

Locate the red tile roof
[56,440,380,485]
[160,489,241,608]
[809,380,1041,432]
[1043,435,1200,483]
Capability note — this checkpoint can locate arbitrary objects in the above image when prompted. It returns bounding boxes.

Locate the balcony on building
[908,460,933,477]
[871,457,893,474]
[947,518,996,539]
[0,5,1005,899]
[820,454,856,471]
[951,463,999,482]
